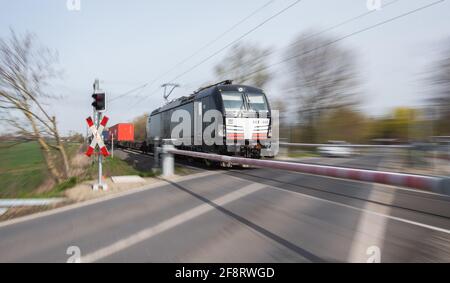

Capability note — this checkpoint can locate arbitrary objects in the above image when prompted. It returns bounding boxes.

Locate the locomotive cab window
[246,92,269,112]
[221,92,245,112]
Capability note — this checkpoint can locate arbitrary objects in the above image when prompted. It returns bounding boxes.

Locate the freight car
[108,123,134,142]
[105,123,145,152]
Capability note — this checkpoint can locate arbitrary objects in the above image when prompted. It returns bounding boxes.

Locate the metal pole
[92,78,107,191]
[162,143,175,177]
[111,133,114,158]
[98,111,103,188]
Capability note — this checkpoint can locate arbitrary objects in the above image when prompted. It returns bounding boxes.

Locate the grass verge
[0,141,81,198]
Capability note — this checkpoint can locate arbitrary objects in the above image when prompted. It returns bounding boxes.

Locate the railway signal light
[92,92,106,111]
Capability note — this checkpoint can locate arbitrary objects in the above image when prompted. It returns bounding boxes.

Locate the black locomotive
[147,80,275,159]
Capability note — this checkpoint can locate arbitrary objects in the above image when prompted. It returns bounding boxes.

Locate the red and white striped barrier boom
[168,149,450,195]
[279,142,412,149]
[86,116,110,157]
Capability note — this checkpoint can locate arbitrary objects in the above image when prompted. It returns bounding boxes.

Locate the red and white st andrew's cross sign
[85,116,109,157]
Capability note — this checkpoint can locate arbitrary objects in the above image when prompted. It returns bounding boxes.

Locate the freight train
[106,80,275,159]
[147,80,275,159]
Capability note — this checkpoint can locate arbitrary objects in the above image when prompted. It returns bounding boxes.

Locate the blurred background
[1,0,450,263]
[1,0,450,194]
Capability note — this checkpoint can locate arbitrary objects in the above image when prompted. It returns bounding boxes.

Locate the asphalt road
[0,153,449,262]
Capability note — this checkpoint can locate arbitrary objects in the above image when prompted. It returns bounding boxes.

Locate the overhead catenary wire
[239,0,445,82]
[109,0,276,107]
[166,0,304,84]
[131,0,305,108]
[109,83,149,103]
[135,0,404,107]
[144,0,276,88]
[219,0,402,78]
[283,0,402,49]
[141,0,403,103]
[128,0,444,110]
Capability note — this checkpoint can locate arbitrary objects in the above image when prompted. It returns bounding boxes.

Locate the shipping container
[108,123,134,142]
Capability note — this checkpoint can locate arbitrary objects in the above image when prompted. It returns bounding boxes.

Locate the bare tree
[428,39,450,135]
[284,31,361,142]
[0,30,69,182]
[214,42,272,88]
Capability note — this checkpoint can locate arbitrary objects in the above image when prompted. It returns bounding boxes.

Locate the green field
[0,142,47,198]
[0,142,80,198]
[86,157,145,178]
[0,141,189,198]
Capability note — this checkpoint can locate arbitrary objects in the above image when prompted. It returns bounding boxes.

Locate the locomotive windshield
[247,92,269,111]
[221,92,245,111]
[221,91,269,113]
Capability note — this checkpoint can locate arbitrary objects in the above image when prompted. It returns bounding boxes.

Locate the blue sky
[0,0,449,134]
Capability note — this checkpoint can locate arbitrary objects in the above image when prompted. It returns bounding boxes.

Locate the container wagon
[108,123,134,142]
